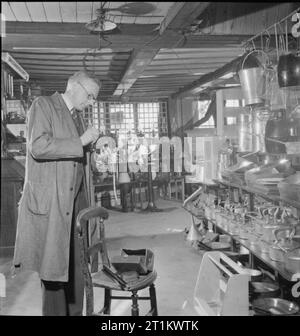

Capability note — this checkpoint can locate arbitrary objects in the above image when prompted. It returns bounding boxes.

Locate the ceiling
[2,2,299,101]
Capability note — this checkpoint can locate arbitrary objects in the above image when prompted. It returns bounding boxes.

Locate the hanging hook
[265,29,271,53]
[285,19,289,53]
[277,21,287,54]
[274,23,279,61]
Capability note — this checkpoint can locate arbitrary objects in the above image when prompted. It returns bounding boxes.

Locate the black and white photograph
[1,1,300,320]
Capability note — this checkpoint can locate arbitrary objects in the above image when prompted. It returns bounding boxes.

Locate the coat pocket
[26,182,52,215]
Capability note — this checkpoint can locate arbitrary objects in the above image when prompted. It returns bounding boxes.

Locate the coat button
[70,187,73,191]
[66,212,70,216]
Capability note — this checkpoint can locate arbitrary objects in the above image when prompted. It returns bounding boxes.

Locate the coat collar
[51,92,70,113]
[50,92,79,136]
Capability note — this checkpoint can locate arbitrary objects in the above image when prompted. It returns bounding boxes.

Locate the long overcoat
[13,92,88,282]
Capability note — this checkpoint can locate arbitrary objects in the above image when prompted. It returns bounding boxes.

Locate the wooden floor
[0,199,204,316]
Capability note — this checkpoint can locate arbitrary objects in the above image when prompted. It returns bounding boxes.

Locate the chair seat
[92,270,157,291]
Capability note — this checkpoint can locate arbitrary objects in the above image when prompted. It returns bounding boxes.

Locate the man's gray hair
[67,70,101,88]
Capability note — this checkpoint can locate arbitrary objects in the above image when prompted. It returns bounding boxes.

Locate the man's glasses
[77,81,96,102]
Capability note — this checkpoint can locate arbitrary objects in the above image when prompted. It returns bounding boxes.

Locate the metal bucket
[238,50,269,106]
[238,67,266,106]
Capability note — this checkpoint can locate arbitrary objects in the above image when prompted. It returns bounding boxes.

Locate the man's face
[72,78,99,111]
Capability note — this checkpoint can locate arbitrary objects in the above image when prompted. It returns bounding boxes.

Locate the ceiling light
[86,19,117,32]
[2,52,29,81]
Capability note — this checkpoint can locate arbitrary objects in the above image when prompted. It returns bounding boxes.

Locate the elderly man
[13,71,100,316]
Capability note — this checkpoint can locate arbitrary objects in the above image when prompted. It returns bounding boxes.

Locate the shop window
[225,99,240,107]
[225,117,237,125]
[83,101,168,138]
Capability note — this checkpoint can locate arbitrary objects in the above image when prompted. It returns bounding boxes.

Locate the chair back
[76,206,110,267]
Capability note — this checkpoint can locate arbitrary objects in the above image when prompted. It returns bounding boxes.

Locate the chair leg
[103,289,111,315]
[149,284,158,316]
[131,291,139,316]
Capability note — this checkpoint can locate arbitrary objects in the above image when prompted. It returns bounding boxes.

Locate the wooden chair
[76,206,158,316]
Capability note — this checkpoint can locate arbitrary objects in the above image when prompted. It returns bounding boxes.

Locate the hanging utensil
[277,53,300,88]
[11,75,13,98]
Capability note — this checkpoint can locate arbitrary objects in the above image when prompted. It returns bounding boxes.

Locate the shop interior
[1,2,300,316]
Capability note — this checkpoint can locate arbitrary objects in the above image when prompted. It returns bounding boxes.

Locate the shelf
[213,179,300,209]
[209,219,295,282]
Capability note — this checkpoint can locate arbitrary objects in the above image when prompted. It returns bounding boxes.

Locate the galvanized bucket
[238,50,269,106]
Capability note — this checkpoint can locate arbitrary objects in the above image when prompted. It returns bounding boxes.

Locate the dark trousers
[41,184,86,316]
[120,183,132,212]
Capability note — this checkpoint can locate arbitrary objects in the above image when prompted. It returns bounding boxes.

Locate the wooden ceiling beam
[159,2,211,35]
[142,69,217,76]
[3,31,251,51]
[4,22,158,36]
[171,54,247,98]
[12,60,127,66]
[21,64,124,70]
[113,2,211,96]
[145,63,230,70]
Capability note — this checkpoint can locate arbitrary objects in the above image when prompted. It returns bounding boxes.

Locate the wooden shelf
[213,179,300,209]
[209,219,295,282]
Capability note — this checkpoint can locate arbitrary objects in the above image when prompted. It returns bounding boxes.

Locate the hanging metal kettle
[277,53,300,88]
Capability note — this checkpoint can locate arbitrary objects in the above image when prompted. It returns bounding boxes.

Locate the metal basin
[252,298,300,315]
[249,282,280,300]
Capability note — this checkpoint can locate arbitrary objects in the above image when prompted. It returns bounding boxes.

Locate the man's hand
[80,127,99,146]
